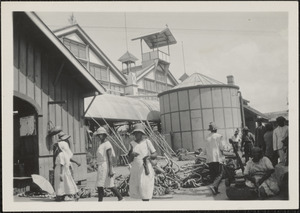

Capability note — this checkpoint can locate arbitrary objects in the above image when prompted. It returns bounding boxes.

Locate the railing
[142,50,170,63]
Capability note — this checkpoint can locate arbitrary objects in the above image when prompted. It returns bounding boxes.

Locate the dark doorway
[14,96,39,177]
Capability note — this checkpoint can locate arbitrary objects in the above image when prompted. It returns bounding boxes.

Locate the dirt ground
[13,160,287,202]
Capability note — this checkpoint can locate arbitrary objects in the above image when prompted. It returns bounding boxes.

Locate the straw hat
[94,127,108,136]
[131,123,146,135]
[57,132,71,141]
[242,126,249,132]
[208,122,217,131]
[48,126,62,136]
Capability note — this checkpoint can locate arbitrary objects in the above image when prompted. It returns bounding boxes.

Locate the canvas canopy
[84,94,160,122]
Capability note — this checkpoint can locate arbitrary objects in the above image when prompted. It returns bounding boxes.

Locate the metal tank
[158,73,243,151]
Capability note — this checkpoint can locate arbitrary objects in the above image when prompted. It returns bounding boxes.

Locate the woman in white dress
[94,127,123,201]
[128,123,157,201]
[53,132,80,201]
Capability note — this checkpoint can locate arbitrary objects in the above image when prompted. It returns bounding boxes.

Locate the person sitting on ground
[244,147,280,199]
[241,127,255,163]
[94,127,124,202]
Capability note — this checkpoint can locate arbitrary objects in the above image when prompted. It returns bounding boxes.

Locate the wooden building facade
[13,12,105,182]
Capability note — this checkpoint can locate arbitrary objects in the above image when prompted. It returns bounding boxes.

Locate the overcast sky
[36,10,288,113]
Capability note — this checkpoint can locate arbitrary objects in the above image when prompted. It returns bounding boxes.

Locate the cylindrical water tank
[158,73,243,151]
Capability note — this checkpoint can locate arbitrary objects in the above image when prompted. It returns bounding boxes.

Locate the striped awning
[84,94,160,122]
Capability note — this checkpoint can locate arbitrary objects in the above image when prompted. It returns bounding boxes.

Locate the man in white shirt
[273,116,288,165]
[202,122,227,195]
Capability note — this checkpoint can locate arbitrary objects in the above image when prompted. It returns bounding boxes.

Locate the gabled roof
[53,24,127,85]
[136,63,156,81]
[172,72,225,89]
[25,12,106,94]
[132,27,177,49]
[118,51,138,63]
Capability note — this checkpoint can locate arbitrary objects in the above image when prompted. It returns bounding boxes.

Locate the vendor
[244,147,280,199]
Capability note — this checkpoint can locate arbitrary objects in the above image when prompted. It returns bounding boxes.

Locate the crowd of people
[51,116,288,201]
[202,116,288,200]
[52,123,158,202]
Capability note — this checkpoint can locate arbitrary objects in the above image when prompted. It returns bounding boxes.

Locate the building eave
[25,12,106,95]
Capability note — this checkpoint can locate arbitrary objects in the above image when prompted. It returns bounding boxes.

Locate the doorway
[13,96,39,177]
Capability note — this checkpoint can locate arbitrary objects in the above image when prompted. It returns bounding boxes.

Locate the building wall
[159,86,242,151]
[14,14,87,181]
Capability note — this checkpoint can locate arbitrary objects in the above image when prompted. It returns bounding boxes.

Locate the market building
[13,12,105,185]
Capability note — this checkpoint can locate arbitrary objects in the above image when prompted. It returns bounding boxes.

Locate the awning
[132,27,177,49]
[243,105,269,120]
[84,94,160,122]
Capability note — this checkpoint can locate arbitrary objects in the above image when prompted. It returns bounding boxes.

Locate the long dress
[95,141,116,188]
[129,139,156,199]
[54,145,78,196]
[244,156,279,196]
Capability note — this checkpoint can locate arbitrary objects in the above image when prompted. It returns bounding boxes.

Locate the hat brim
[48,127,62,136]
[59,135,71,141]
[132,129,146,135]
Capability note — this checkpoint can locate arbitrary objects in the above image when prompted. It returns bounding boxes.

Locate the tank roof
[158,72,239,97]
[173,72,225,89]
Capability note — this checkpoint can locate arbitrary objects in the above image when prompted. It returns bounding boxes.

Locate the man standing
[255,118,266,152]
[273,116,288,165]
[241,127,255,163]
[202,122,227,195]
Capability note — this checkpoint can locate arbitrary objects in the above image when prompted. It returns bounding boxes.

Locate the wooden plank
[41,52,50,156]
[19,35,27,95]
[34,46,42,108]
[73,87,80,153]
[79,94,85,153]
[61,74,68,133]
[38,158,45,179]
[67,80,74,153]
[55,79,62,127]
[27,41,35,100]
[14,28,19,92]
[14,67,19,92]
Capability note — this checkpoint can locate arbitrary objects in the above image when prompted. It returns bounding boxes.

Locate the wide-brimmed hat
[58,132,71,141]
[48,126,62,136]
[131,123,146,135]
[94,127,108,136]
[242,126,249,131]
[208,122,217,131]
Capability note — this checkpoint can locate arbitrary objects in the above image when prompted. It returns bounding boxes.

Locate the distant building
[53,25,179,100]
[53,24,127,96]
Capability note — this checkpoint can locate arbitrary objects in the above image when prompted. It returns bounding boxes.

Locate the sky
[36,10,289,113]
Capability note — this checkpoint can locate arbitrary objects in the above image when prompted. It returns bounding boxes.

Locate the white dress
[54,152,78,196]
[129,139,156,200]
[95,141,116,188]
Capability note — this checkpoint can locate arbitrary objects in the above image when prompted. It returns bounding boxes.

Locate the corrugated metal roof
[243,105,269,120]
[84,94,160,122]
[172,72,225,89]
[118,51,138,63]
